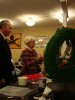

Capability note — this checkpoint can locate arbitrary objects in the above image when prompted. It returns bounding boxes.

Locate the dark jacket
[0,33,14,85]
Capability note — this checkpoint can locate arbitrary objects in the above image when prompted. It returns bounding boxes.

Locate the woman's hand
[38,54,44,62]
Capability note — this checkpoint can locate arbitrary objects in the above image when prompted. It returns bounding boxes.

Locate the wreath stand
[44,28,75,100]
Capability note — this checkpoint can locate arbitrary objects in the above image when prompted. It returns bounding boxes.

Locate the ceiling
[0,0,75,28]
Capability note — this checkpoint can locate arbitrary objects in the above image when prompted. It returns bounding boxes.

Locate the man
[0,20,14,88]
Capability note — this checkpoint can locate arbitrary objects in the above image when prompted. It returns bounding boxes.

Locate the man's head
[0,20,12,36]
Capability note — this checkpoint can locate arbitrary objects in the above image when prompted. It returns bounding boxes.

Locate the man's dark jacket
[0,33,13,85]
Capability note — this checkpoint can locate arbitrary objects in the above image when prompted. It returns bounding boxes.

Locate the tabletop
[1,78,75,100]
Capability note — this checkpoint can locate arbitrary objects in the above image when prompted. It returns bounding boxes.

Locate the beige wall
[11,24,75,63]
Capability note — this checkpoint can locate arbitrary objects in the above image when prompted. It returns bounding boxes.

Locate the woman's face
[27,40,35,49]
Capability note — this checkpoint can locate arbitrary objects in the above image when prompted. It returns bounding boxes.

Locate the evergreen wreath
[44,28,75,82]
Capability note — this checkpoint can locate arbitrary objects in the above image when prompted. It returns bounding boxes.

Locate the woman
[20,36,44,74]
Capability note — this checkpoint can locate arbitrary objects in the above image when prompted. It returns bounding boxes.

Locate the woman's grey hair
[24,36,35,44]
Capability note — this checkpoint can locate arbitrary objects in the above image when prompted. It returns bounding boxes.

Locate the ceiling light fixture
[26,17,35,27]
[59,17,69,23]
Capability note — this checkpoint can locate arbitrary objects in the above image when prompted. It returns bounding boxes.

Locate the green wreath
[44,28,75,82]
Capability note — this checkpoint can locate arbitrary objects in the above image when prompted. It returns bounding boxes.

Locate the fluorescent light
[59,17,69,23]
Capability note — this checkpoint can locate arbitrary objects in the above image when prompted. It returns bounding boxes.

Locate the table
[1,79,75,100]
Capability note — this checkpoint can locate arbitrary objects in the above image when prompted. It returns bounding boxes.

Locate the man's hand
[0,79,6,88]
